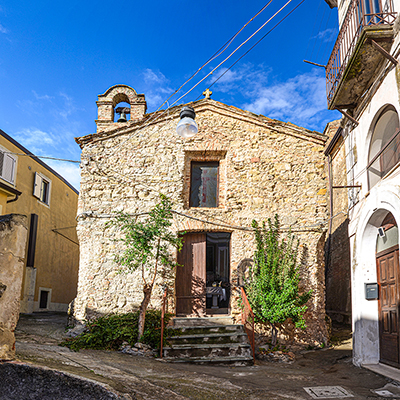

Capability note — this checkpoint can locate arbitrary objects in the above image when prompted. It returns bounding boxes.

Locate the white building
[324,0,400,369]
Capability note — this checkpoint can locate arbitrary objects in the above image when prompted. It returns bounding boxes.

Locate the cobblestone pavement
[2,312,399,399]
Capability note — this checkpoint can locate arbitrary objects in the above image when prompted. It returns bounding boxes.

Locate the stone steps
[162,319,254,365]
[168,332,249,345]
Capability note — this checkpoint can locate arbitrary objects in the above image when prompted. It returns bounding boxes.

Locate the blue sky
[0,0,340,190]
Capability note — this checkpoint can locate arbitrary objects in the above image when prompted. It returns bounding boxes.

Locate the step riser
[162,358,254,366]
[164,346,252,359]
[168,325,243,335]
[173,317,234,327]
[168,335,248,345]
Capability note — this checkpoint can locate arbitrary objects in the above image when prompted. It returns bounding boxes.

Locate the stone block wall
[74,96,329,345]
[0,214,28,360]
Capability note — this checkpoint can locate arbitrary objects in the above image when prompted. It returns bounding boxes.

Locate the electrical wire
[4,151,80,163]
[304,0,322,62]
[152,0,274,115]
[198,0,305,99]
[77,208,329,233]
[311,2,327,62]
[315,6,332,64]
[104,0,297,159]
[168,0,296,108]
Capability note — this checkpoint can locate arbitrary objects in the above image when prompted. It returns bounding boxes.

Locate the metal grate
[304,386,354,398]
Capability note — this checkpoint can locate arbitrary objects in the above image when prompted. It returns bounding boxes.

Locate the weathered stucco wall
[0,214,27,360]
[0,133,79,313]
[74,92,329,345]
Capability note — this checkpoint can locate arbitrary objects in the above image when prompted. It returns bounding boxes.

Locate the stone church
[73,84,329,344]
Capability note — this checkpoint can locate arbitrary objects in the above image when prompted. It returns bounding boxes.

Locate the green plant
[245,215,312,347]
[110,194,182,341]
[60,310,172,352]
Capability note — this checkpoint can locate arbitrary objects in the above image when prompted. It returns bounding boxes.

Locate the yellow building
[0,129,79,313]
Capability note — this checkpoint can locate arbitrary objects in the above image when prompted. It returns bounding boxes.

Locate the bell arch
[95,84,147,132]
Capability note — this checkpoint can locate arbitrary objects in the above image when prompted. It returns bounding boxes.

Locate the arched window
[367,106,400,189]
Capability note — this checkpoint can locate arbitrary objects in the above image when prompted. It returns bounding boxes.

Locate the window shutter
[33,172,42,198]
[3,154,15,183]
[0,150,4,178]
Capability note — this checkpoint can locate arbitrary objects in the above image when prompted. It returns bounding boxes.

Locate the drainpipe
[6,194,20,203]
[325,155,334,286]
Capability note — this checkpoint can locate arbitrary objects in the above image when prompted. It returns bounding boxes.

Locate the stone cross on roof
[202,88,212,99]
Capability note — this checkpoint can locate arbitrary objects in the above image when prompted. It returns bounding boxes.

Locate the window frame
[184,150,227,210]
[33,172,52,206]
[367,106,400,189]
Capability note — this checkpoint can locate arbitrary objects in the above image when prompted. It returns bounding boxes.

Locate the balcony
[326,0,397,110]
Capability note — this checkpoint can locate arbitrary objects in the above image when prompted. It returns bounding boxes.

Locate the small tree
[245,215,312,347]
[111,195,182,341]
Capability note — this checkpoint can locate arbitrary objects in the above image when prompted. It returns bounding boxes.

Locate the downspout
[325,155,334,287]
[6,194,20,203]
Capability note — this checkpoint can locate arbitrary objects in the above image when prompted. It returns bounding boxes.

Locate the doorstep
[363,363,400,383]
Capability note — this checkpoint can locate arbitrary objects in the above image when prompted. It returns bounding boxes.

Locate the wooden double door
[176,232,230,316]
[377,246,400,367]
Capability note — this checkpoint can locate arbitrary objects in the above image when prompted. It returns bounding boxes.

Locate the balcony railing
[326,0,397,107]
[367,128,400,189]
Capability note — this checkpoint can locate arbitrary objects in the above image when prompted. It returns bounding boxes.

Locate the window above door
[190,162,219,207]
[184,150,226,209]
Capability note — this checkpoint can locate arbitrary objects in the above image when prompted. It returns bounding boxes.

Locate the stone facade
[0,214,28,360]
[74,85,329,345]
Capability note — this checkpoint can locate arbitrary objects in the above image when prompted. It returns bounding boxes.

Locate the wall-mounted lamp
[176,106,198,138]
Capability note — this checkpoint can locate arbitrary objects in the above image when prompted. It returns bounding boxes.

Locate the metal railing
[326,0,396,107]
[240,287,255,361]
[367,128,400,189]
[160,286,168,359]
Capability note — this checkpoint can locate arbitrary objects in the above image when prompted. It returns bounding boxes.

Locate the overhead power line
[199,0,306,98]
[153,0,275,115]
[106,0,298,159]
[5,151,80,163]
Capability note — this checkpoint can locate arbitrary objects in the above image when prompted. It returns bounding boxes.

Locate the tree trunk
[138,284,153,341]
[270,323,278,348]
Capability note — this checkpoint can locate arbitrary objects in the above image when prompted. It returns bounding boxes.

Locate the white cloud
[32,90,53,101]
[142,68,173,109]
[0,24,8,34]
[13,128,57,154]
[241,69,333,130]
[312,28,337,43]
[57,92,77,119]
[143,68,168,85]
[46,160,81,191]
[209,63,271,95]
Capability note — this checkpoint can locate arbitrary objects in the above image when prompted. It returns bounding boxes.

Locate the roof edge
[0,129,79,195]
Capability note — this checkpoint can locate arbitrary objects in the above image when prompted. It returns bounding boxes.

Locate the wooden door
[377,246,400,367]
[176,233,206,316]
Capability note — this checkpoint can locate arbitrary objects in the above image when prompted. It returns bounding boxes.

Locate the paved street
[1,312,399,399]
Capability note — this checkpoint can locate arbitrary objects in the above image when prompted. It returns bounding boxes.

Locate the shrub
[61,309,172,352]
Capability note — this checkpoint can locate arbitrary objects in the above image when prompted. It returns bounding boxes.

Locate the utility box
[365,283,379,300]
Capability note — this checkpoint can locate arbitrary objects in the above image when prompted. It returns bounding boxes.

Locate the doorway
[176,232,231,316]
[377,213,399,367]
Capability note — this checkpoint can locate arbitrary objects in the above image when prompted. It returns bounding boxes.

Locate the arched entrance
[376,212,399,367]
